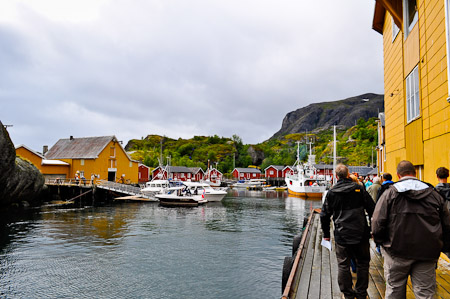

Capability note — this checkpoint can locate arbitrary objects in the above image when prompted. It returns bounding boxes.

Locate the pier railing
[96,180,152,199]
[45,178,95,187]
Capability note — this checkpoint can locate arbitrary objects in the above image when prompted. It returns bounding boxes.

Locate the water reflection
[0,193,324,299]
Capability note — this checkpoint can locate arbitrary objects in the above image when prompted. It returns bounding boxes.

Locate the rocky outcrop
[0,121,44,207]
[247,145,265,165]
[271,93,384,139]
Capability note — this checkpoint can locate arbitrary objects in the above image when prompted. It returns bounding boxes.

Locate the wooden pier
[282,210,450,299]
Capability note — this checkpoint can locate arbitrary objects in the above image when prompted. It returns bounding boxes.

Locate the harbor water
[0,190,322,298]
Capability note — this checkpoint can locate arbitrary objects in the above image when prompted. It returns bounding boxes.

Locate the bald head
[397,160,416,178]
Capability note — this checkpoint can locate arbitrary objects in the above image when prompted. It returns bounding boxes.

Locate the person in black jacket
[321,164,375,299]
[435,167,450,211]
[376,173,394,202]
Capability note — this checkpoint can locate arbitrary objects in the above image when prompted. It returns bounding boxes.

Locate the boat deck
[282,210,450,299]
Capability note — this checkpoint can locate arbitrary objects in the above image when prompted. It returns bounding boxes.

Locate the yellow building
[45,136,139,184]
[15,144,70,179]
[373,0,450,183]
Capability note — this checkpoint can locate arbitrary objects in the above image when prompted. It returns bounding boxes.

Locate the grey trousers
[382,247,437,299]
[335,239,370,299]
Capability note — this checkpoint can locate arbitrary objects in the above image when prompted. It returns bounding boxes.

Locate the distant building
[138,164,151,184]
[152,166,193,181]
[15,144,70,180]
[282,166,295,178]
[204,168,223,184]
[189,167,205,181]
[264,165,284,179]
[45,136,139,184]
[232,168,261,180]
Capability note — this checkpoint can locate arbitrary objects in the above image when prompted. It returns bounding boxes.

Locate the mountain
[270,93,384,139]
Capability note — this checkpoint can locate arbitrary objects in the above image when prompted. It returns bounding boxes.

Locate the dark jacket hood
[331,178,361,193]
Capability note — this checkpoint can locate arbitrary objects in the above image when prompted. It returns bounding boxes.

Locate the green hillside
[126,117,378,175]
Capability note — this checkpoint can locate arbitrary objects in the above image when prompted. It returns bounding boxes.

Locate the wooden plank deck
[282,210,450,299]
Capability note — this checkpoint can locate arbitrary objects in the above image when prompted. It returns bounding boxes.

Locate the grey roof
[367,167,378,175]
[348,166,375,177]
[234,168,261,173]
[314,164,334,170]
[166,166,193,173]
[188,167,205,174]
[45,136,116,159]
[264,165,284,171]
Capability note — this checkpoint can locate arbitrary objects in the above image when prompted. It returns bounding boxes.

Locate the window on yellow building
[110,147,116,158]
[403,0,418,36]
[406,66,420,122]
[81,159,84,166]
[392,17,400,42]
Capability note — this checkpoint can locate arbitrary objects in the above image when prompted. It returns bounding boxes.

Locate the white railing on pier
[45,178,154,200]
[96,180,152,199]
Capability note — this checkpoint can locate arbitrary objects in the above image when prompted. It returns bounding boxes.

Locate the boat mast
[333,125,337,185]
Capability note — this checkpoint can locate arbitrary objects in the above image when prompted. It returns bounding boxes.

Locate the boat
[198,183,227,202]
[202,165,223,187]
[285,141,327,198]
[231,179,267,189]
[140,179,170,197]
[155,182,208,207]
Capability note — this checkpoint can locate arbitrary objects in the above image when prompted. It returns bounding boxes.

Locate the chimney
[43,145,48,155]
[70,136,74,140]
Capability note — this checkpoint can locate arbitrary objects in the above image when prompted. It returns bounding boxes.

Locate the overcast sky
[1,0,384,151]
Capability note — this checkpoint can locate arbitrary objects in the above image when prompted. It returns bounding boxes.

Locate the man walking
[372,160,450,298]
[321,164,375,299]
[376,173,394,202]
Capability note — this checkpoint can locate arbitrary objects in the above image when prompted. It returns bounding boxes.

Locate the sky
[1,0,384,151]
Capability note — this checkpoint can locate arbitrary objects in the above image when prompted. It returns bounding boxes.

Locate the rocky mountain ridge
[270,93,384,139]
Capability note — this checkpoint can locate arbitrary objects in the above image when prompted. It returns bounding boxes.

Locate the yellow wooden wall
[16,147,69,178]
[61,140,139,184]
[16,147,42,169]
[382,0,450,184]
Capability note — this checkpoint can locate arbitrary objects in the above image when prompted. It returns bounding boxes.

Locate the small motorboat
[155,183,208,207]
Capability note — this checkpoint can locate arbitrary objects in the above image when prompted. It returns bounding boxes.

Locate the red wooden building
[138,164,151,183]
[152,166,193,181]
[205,168,223,184]
[232,168,261,180]
[282,166,294,177]
[264,165,285,178]
[189,167,205,181]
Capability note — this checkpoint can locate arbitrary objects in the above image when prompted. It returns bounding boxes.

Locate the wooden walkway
[282,210,450,299]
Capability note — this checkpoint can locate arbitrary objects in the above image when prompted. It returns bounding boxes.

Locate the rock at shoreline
[0,121,44,207]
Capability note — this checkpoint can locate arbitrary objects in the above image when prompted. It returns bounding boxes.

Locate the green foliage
[128,121,378,175]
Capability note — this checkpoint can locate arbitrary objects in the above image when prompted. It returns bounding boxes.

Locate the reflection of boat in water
[285,142,327,198]
[156,183,207,207]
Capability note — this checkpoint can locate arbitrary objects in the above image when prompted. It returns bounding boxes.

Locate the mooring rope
[66,189,93,202]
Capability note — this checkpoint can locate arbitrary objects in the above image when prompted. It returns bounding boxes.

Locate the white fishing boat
[285,141,327,198]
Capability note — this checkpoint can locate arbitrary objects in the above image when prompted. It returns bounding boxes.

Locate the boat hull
[204,193,226,202]
[287,189,323,198]
[155,194,207,207]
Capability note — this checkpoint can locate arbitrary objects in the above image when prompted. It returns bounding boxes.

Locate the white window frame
[445,0,450,101]
[392,17,400,42]
[403,0,418,37]
[406,65,420,122]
